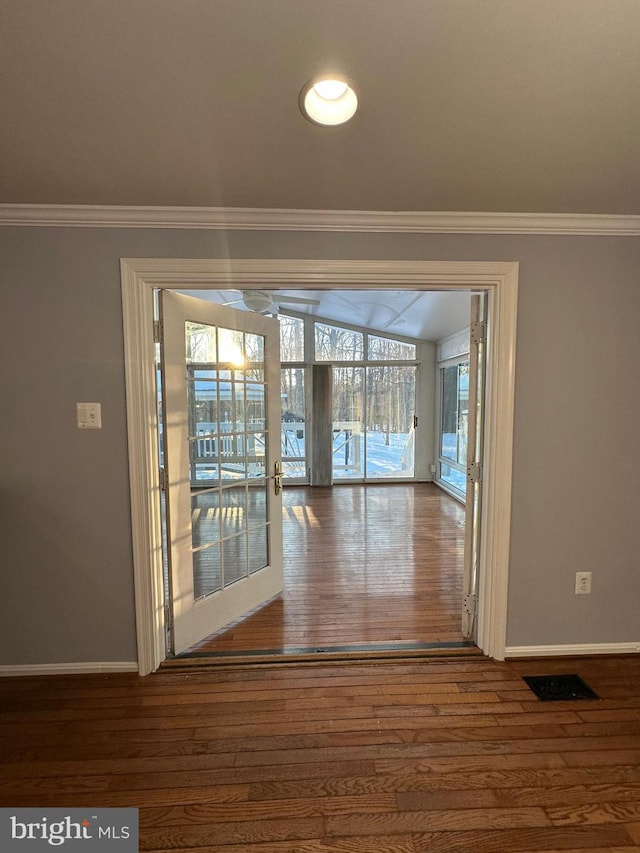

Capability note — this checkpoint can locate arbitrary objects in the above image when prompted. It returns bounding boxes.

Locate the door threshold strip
[162,640,480,669]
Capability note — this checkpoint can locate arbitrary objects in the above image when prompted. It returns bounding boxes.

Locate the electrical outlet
[575,571,592,595]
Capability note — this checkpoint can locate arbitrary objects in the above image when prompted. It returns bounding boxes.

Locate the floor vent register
[522,673,600,701]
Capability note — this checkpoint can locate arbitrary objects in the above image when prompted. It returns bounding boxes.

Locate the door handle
[274,461,282,495]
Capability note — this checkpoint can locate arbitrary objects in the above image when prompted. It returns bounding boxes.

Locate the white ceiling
[1,0,640,214]
[181,289,472,341]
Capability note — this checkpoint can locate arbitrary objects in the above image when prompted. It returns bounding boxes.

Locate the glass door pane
[332,366,364,479]
[281,367,306,479]
[439,361,469,495]
[185,320,269,599]
[365,365,416,478]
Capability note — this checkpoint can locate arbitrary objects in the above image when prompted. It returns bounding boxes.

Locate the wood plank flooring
[2,655,640,851]
[187,483,466,655]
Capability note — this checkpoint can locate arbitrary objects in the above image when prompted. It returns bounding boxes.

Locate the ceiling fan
[222,289,320,315]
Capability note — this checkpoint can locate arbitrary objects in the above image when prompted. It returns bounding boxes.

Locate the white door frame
[121,258,519,674]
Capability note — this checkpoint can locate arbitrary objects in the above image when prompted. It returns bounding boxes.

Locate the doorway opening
[156,287,488,662]
[121,259,518,674]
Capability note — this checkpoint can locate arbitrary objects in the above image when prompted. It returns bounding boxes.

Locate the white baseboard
[0,661,139,677]
[506,642,640,658]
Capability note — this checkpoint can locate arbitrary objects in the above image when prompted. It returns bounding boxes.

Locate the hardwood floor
[2,654,640,851]
[186,483,467,655]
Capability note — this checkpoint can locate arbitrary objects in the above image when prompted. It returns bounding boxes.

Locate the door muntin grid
[186,321,270,601]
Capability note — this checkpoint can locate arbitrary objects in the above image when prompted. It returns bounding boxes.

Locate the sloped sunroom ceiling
[179,290,472,342]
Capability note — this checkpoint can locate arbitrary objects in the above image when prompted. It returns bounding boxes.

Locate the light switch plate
[77,402,102,429]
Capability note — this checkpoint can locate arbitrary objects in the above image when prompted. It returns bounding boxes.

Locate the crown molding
[1,204,640,235]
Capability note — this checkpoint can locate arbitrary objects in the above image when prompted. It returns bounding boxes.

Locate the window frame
[279,309,422,484]
[435,352,470,502]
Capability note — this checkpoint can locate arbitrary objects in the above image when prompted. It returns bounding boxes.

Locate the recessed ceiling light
[299,76,358,126]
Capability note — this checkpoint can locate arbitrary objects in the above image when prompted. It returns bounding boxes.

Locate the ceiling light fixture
[299,76,358,126]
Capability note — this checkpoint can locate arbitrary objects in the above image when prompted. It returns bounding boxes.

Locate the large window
[315,322,364,360]
[438,360,469,496]
[368,335,416,360]
[280,367,306,478]
[280,315,305,362]
[332,365,416,479]
[280,315,307,479]
[365,365,416,478]
[279,314,420,483]
[332,366,364,477]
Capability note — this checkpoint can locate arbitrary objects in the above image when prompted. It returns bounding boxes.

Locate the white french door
[160,291,283,654]
[461,293,487,639]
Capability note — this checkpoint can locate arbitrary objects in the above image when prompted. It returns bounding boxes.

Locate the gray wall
[1,226,639,665]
